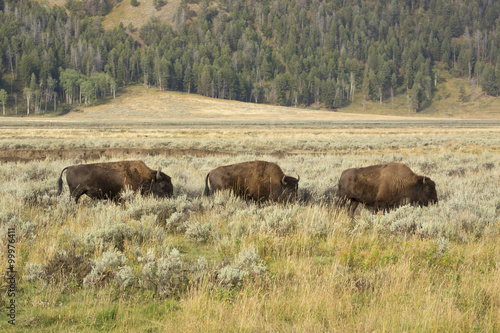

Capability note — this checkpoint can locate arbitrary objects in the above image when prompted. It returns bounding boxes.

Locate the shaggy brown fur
[57,160,173,202]
[337,162,437,217]
[204,160,299,203]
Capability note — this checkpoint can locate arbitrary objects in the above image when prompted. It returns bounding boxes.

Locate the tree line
[1,0,500,116]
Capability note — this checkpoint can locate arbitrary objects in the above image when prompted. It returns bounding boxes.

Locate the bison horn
[281,175,287,186]
[422,177,426,184]
[297,175,300,182]
[156,167,161,180]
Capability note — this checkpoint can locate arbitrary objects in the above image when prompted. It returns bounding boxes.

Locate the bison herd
[56,159,438,216]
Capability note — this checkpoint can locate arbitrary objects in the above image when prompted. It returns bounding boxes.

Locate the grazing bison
[204,160,299,203]
[337,162,437,217]
[57,160,173,202]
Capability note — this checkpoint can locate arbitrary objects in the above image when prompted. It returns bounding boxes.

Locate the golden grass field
[1,86,500,332]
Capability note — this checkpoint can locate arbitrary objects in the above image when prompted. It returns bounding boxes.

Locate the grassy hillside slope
[101,0,188,30]
[345,71,500,119]
[33,0,190,29]
[57,78,500,121]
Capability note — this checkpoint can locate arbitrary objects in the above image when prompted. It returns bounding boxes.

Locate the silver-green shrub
[436,237,450,256]
[82,222,136,252]
[218,266,248,287]
[190,256,209,281]
[140,248,187,297]
[185,220,214,243]
[114,265,137,288]
[83,248,130,288]
[218,247,267,288]
[22,263,45,282]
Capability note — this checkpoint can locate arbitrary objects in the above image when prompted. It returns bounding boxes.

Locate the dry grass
[59,85,415,122]
[345,72,500,119]
[101,0,183,30]
[22,83,497,121]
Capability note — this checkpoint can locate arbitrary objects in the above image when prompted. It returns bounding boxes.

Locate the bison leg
[335,195,346,207]
[348,200,359,218]
[336,195,358,218]
[70,186,87,203]
[374,201,388,214]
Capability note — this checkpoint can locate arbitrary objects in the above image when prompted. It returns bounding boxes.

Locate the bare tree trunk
[391,87,394,108]
[350,72,355,102]
[407,90,411,114]
[14,93,18,115]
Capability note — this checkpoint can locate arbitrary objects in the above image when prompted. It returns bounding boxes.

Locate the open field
[56,84,500,120]
[0,99,499,331]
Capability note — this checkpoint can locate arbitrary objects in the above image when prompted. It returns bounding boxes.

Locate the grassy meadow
[1,93,500,332]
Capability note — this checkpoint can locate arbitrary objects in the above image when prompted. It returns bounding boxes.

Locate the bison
[204,160,299,203]
[337,162,437,217]
[57,160,173,202]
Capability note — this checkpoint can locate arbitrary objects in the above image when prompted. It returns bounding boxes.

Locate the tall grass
[0,124,499,332]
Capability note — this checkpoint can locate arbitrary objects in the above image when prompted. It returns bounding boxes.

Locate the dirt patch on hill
[0,148,237,162]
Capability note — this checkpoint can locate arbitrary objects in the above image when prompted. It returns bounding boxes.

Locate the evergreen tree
[411,83,422,112]
[458,84,467,102]
[275,73,290,106]
[481,65,499,96]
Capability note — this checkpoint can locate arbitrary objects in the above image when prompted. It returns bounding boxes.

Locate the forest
[1,0,500,114]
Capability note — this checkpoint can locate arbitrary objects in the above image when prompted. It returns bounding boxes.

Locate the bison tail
[204,173,211,196]
[56,167,69,196]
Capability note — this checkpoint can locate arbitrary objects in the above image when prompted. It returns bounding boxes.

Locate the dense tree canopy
[1,0,500,114]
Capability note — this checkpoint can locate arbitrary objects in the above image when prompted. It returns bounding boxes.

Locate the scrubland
[0,117,499,332]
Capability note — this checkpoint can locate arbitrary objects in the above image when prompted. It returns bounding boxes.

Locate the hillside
[33,0,197,28]
[4,0,500,118]
[57,81,500,121]
[101,0,193,30]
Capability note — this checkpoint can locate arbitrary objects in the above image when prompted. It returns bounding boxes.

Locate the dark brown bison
[337,162,437,217]
[57,160,173,202]
[204,160,299,203]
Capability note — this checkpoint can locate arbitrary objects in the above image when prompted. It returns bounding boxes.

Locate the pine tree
[481,65,499,96]
[411,83,421,112]
[458,84,467,103]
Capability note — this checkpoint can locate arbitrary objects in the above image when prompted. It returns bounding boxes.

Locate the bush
[185,220,214,243]
[44,250,92,286]
[82,223,136,252]
[83,249,131,288]
[218,247,267,288]
[22,263,45,282]
[140,248,188,297]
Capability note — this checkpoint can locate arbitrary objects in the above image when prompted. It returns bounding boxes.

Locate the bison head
[148,168,173,198]
[415,176,438,206]
[279,175,300,202]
